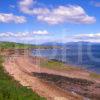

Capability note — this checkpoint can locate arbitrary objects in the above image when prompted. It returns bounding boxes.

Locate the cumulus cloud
[0,13,26,23]
[19,0,96,24]
[19,0,35,14]
[37,6,96,24]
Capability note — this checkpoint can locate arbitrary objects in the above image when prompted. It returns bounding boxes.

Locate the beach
[2,49,100,100]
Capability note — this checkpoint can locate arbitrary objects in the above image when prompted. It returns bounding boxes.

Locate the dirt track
[3,55,100,100]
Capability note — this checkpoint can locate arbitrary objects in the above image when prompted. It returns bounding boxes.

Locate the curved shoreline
[3,52,100,100]
[4,55,84,100]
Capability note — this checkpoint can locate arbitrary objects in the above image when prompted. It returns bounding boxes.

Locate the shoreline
[31,55,100,81]
[32,48,100,74]
[34,55,100,74]
[3,53,100,100]
[3,55,83,99]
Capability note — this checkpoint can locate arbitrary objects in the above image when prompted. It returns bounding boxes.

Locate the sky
[0,0,100,44]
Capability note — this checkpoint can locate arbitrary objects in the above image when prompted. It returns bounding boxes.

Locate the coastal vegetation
[0,42,59,49]
[0,56,46,100]
[0,42,33,49]
[40,59,81,71]
[90,73,100,79]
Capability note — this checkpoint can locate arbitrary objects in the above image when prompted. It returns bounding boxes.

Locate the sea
[32,43,100,74]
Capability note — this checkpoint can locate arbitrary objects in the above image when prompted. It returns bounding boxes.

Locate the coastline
[4,55,83,100]
[32,47,100,74]
[2,49,100,100]
[30,54,100,81]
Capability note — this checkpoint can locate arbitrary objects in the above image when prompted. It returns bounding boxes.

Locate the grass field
[0,56,46,100]
[40,59,81,71]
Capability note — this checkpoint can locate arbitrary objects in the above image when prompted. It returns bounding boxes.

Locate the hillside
[0,42,59,49]
[0,42,33,49]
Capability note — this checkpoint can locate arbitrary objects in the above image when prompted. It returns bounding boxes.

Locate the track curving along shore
[4,55,83,100]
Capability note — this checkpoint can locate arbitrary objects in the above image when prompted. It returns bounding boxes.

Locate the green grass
[0,56,46,100]
[0,42,59,49]
[40,60,80,71]
[0,42,32,49]
[90,73,100,79]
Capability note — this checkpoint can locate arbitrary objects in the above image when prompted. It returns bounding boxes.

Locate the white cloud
[71,33,100,42]
[0,30,50,44]
[37,6,96,24]
[32,30,49,35]
[0,32,28,37]
[1,31,100,43]
[20,0,33,7]
[54,33,100,43]
[0,13,26,23]
[19,0,36,14]
[0,30,49,38]
[75,33,100,38]
[19,0,96,24]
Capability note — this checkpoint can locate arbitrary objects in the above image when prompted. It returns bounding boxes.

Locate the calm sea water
[32,44,100,74]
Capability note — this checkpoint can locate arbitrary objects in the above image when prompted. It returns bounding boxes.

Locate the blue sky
[0,0,100,44]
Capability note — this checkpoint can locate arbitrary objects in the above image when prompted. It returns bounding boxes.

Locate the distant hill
[41,41,100,47]
[41,42,65,46]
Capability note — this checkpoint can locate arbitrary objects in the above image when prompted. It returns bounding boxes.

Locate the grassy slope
[0,42,58,49]
[0,56,46,100]
[40,59,100,79]
[0,42,32,49]
[40,59,81,71]
[89,73,100,79]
